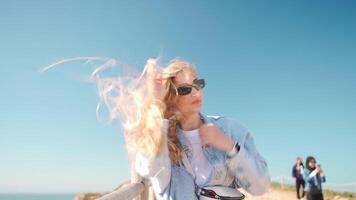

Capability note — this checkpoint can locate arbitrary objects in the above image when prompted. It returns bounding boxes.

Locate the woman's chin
[192,105,202,113]
[181,107,202,115]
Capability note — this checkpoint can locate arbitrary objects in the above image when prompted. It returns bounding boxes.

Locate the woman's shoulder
[203,113,235,123]
[203,114,249,137]
[303,168,311,174]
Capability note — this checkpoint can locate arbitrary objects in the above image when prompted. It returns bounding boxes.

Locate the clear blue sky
[1,0,355,194]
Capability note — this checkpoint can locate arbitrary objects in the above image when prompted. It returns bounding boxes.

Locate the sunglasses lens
[177,86,192,95]
[194,79,205,89]
[176,79,205,96]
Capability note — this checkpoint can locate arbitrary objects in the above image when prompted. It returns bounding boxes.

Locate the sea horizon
[0,193,75,200]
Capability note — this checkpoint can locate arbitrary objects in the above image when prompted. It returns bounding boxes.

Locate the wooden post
[131,162,143,200]
[280,176,285,190]
[130,160,153,200]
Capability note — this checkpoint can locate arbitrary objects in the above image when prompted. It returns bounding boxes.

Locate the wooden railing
[98,166,155,200]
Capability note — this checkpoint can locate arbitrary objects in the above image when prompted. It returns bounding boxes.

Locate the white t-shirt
[179,128,212,187]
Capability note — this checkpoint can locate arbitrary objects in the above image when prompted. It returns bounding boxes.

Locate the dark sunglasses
[176,79,205,96]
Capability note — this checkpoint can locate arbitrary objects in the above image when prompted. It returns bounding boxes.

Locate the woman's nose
[191,87,201,96]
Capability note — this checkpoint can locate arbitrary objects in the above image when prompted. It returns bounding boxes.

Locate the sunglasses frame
[174,78,205,96]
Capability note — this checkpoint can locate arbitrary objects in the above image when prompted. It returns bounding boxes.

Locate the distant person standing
[303,156,326,200]
[292,157,305,199]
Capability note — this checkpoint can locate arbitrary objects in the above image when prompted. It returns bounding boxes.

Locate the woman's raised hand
[146,60,166,102]
[199,123,234,152]
[153,73,166,101]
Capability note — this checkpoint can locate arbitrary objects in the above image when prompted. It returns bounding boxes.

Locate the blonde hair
[97,58,196,163]
[161,59,196,163]
[42,57,196,162]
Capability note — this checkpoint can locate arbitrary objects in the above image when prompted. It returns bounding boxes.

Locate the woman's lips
[192,99,201,105]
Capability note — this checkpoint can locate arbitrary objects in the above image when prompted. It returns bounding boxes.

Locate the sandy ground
[243,189,349,200]
[74,186,351,200]
[244,189,299,200]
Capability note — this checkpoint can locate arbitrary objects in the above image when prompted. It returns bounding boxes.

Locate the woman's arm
[135,68,174,197]
[135,119,171,195]
[226,131,271,196]
[303,168,316,182]
[199,117,270,196]
[319,167,326,183]
[292,165,297,178]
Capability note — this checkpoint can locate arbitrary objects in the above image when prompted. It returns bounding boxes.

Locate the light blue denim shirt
[303,168,326,193]
[135,113,271,200]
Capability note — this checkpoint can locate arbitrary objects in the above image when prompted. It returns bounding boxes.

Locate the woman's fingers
[155,73,163,84]
[199,123,234,152]
[145,62,165,101]
[152,73,166,101]
[199,123,215,145]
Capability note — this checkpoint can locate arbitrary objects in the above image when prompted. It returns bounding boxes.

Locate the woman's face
[296,158,302,164]
[173,69,203,116]
[308,159,316,168]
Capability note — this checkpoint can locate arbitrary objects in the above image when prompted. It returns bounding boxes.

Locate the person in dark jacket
[303,156,326,200]
[292,157,305,199]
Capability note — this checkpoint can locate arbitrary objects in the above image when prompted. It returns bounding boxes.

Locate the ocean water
[0,194,75,200]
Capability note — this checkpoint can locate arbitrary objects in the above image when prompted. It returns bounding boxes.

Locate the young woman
[303,156,326,200]
[113,59,270,199]
[292,157,305,199]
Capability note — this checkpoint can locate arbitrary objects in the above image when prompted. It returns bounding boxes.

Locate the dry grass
[73,181,356,200]
[268,182,356,200]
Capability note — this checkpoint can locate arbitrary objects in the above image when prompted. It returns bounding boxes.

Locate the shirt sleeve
[225,120,271,196]
[135,119,171,195]
[292,165,296,178]
[303,168,318,182]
